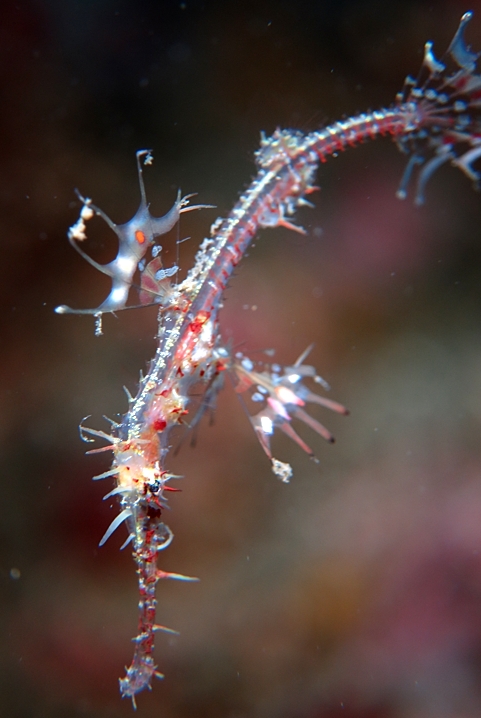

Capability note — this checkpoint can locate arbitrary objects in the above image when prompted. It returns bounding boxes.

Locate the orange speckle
[135,229,146,244]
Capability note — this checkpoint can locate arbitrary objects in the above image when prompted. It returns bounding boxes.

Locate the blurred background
[3,1,481,716]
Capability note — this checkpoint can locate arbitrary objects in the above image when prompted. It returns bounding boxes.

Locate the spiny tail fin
[396,11,481,204]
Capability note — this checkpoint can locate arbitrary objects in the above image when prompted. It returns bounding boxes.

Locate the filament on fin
[396,155,424,200]
[414,149,455,205]
[155,525,174,551]
[120,533,134,550]
[103,486,128,500]
[99,508,133,547]
[79,421,116,445]
[423,41,445,75]
[152,624,180,635]
[448,11,479,73]
[92,467,119,481]
[156,569,199,581]
[452,143,481,184]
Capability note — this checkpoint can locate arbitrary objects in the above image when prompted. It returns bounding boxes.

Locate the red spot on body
[153,419,167,432]
[135,229,146,244]
[188,310,211,334]
[443,134,457,145]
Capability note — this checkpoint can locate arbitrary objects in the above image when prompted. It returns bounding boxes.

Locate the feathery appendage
[56,14,481,706]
